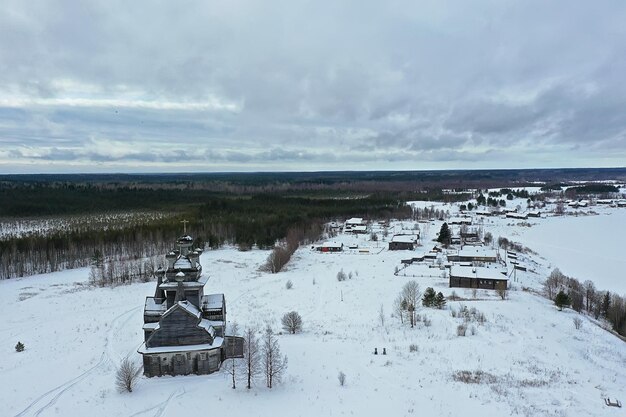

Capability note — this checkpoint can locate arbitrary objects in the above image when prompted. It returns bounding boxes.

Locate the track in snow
[13,306,141,417]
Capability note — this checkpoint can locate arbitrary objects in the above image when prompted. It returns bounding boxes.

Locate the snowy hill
[2,207,626,417]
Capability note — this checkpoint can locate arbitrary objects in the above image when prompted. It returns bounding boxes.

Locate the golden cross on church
[181,219,189,234]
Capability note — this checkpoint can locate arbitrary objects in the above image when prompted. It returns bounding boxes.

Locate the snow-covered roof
[506,212,528,219]
[142,322,160,331]
[198,319,217,337]
[160,275,208,289]
[138,338,224,354]
[322,241,342,248]
[144,297,167,314]
[174,300,201,318]
[452,248,498,259]
[391,234,418,244]
[449,217,472,224]
[345,217,364,225]
[203,293,224,310]
[174,257,193,269]
[450,266,507,280]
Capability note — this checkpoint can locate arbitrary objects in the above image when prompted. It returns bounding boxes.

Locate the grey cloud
[1,0,626,172]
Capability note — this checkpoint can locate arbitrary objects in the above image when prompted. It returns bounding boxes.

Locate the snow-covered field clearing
[0,211,171,239]
[2,208,626,417]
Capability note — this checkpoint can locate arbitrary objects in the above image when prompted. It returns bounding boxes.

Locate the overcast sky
[1,0,625,173]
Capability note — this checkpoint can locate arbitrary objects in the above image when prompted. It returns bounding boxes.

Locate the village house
[138,233,243,377]
[388,234,419,251]
[317,241,343,252]
[344,217,367,234]
[449,266,508,290]
[506,212,528,220]
[448,216,472,225]
[446,247,498,264]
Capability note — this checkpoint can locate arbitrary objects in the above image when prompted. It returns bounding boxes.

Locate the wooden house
[449,266,508,290]
[446,248,498,264]
[138,233,243,377]
[389,234,418,251]
[449,216,473,225]
[318,242,343,252]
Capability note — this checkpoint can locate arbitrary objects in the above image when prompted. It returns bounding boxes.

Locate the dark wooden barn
[449,266,508,291]
[389,234,418,251]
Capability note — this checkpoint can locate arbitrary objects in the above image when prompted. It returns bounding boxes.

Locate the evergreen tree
[15,341,25,352]
[422,287,436,307]
[434,292,447,309]
[555,290,571,311]
[437,223,452,247]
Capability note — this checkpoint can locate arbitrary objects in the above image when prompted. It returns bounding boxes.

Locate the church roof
[203,293,224,310]
[138,338,224,354]
[173,257,194,270]
[159,274,209,289]
[175,300,201,318]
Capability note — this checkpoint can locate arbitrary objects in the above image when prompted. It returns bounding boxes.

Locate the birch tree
[262,326,288,389]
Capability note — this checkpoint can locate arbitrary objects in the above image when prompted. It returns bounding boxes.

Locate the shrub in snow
[456,324,467,337]
[338,371,346,386]
[281,311,303,334]
[336,269,347,282]
[423,317,432,327]
[470,325,477,335]
[15,341,25,352]
[409,344,419,353]
[285,280,293,290]
[116,357,138,393]
[573,317,583,330]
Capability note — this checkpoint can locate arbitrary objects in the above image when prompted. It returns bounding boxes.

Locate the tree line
[545,268,626,337]
[0,193,412,280]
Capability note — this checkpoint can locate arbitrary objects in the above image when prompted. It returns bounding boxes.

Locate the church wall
[143,349,222,377]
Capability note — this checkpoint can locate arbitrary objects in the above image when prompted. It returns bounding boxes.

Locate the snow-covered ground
[2,207,626,417]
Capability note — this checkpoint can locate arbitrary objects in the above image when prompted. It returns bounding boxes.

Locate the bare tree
[544,268,565,300]
[378,304,385,327]
[116,357,139,393]
[281,311,303,334]
[573,317,583,330]
[497,287,507,300]
[583,280,596,312]
[400,280,421,328]
[262,246,292,273]
[262,326,288,389]
[243,327,261,389]
[223,323,244,388]
[393,295,405,324]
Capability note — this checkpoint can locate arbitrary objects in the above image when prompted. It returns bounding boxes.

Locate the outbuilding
[449,266,508,291]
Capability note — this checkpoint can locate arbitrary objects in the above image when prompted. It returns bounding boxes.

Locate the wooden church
[138,230,243,377]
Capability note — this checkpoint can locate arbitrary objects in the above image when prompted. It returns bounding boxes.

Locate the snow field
[1,211,625,417]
